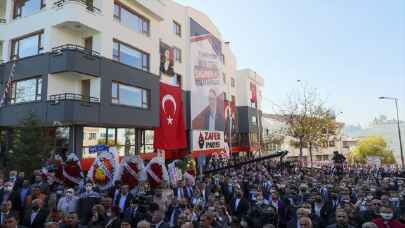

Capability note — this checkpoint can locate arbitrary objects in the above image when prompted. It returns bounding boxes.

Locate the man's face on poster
[209,89,217,113]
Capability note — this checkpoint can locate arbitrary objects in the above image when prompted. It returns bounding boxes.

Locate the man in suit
[203,89,225,131]
[0,182,20,212]
[326,209,356,228]
[268,189,288,228]
[78,182,101,225]
[22,198,48,228]
[151,209,170,228]
[115,185,133,217]
[230,190,249,219]
[0,200,16,226]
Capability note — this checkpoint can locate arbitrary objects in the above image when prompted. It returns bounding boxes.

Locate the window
[113,3,150,35]
[173,47,181,62]
[223,74,226,83]
[112,81,149,109]
[173,21,181,37]
[9,77,42,104]
[13,0,45,19]
[82,127,136,157]
[231,77,235,88]
[140,130,154,154]
[113,40,149,71]
[11,31,44,59]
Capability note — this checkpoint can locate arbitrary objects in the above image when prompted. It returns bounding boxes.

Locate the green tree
[8,113,53,174]
[348,136,396,165]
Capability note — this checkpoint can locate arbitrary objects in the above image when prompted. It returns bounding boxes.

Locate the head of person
[4,215,18,228]
[18,172,25,179]
[120,220,132,228]
[85,182,94,192]
[8,171,17,180]
[65,188,74,198]
[298,217,313,228]
[21,179,29,188]
[208,89,217,113]
[34,175,42,183]
[3,182,13,192]
[335,209,349,225]
[151,210,165,224]
[379,205,394,221]
[297,208,310,219]
[121,184,129,195]
[32,184,41,195]
[1,200,12,213]
[137,220,151,228]
[64,213,79,226]
[199,212,215,228]
[32,198,44,211]
[271,189,279,201]
[92,204,106,218]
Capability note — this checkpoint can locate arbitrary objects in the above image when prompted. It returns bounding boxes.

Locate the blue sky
[176,0,405,126]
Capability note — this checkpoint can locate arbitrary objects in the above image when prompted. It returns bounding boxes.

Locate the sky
[176,0,405,127]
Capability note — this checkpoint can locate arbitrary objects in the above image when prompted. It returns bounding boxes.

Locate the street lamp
[379,96,404,168]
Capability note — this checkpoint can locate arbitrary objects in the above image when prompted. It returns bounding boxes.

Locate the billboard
[192,130,224,152]
[190,19,225,132]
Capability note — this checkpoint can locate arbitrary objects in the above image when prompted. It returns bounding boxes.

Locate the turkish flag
[250,82,257,103]
[154,83,187,150]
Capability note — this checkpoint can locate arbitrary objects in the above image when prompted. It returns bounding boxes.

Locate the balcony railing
[51,44,100,57]
[0,18,6,23]
[48,93,100,104]
[54,0,101,14]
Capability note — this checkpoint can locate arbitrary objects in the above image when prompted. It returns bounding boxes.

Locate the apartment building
[0,0,262,159]
[235,69,264,153]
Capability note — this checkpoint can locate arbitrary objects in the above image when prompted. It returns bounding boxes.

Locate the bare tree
[281,84,337,168]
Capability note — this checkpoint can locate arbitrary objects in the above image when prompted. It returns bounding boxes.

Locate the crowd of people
[1,155,405,228]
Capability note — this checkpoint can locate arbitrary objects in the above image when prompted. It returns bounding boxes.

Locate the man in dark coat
[78,182,101,225]
[22,198,48,228]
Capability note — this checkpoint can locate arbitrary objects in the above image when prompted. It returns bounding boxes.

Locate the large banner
[192,130,224,152]
[160,42,175,77]
[190,19,225,132]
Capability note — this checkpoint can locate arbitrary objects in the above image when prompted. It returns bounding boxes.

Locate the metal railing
[48,93,100,104]
[0,18,6,23]
[51,44,100,56]
[54,0,101,14]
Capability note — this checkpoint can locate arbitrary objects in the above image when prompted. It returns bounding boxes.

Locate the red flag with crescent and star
[154,83,187,150]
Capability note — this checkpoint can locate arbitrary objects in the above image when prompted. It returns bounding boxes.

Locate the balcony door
[84,37,93,51]
[81,80,90,100]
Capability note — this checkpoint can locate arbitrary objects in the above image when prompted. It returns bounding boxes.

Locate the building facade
[0,0,263,159]
[262,113,351,166]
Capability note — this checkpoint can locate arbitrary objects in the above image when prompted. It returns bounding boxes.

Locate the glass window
[173,21,181,37]
[117,128,135,146]
[14,0,44,19]
[114,3,150,35]
[9,77,42,104]
[11,32,43,59]
[82,127,107,147]
[112,82,150,109]
[231,78,235,88]
[140,130,154,154]
[173,47,181,62]
[113,40,149,71]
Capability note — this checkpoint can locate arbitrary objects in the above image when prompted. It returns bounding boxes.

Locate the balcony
[48,93,100,104]
[50,44,101,76]
[47,93,101,124]
[54,0,101,14]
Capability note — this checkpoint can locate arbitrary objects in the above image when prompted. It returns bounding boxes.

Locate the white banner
[192,130,224,151]
[367,156,381,167]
